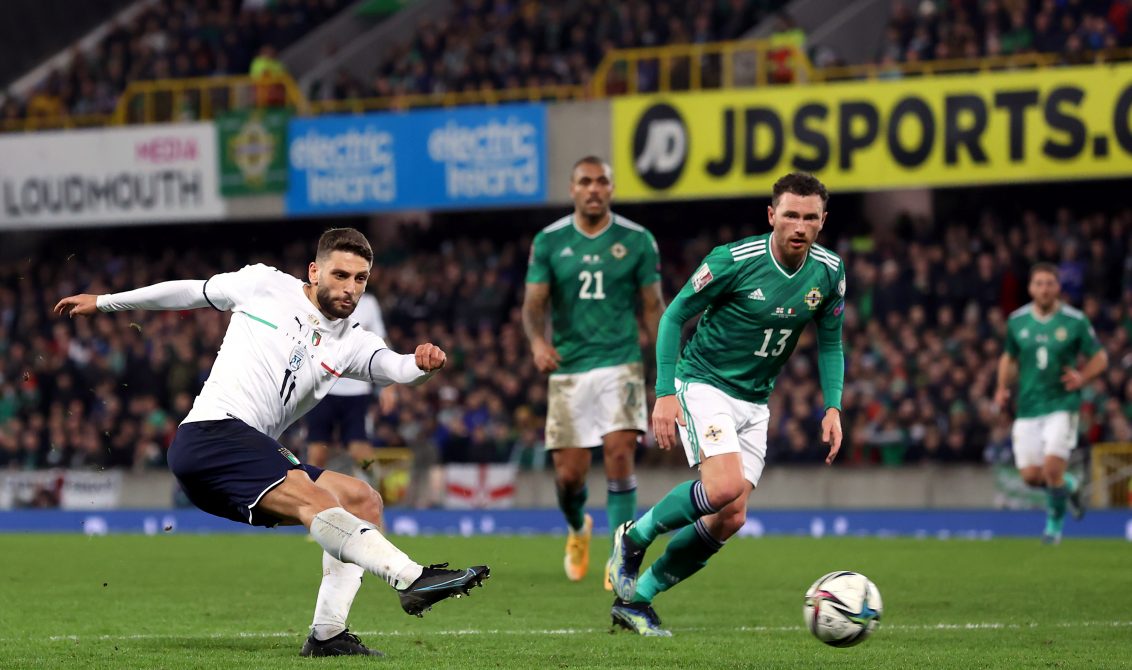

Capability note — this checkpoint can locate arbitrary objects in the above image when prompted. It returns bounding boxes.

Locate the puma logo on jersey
[560,247,574,257]
[748,288,766,301]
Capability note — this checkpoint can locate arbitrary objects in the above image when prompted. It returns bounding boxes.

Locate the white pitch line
[39,620,1132,643]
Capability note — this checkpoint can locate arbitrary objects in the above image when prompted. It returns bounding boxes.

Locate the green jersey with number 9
[526,214,661,374]
[1004,303,1102,418]
[660,234,846,404]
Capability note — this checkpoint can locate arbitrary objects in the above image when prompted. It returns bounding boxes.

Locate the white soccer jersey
[330,292,387,397]
[97,263,425,440]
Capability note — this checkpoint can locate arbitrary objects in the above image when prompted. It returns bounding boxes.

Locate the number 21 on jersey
[578,270,605,300]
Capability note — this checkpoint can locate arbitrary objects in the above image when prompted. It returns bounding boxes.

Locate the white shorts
[674,379,770,487]
[545,362,647,449]
[1011,411,1079,469]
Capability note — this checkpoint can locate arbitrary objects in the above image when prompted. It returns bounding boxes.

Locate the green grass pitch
[0,534,1129,669]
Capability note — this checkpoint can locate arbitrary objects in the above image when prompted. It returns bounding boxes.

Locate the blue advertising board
[3,508,1130,539]
[286,104,547,214]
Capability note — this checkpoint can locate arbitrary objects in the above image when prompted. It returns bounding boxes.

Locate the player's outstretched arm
[54,294,100,318]
[55,279,213,318]
[366,344,447,387]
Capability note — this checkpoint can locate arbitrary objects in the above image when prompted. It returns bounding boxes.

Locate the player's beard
[315,284,356,319]
[775,231,812,268]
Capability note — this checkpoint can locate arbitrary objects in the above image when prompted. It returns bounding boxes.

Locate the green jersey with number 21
[526,214,661,374]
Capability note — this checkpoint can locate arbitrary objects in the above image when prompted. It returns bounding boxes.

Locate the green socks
[557,484,588,532]
[627,480,717,548]
[632,519,723,604]
[1046,473,1078,534]
[606,476,638,547]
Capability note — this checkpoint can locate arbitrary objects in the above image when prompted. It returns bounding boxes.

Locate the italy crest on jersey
[289,343,308,371]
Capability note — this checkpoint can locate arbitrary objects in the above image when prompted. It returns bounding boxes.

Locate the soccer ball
[803,571,883,647]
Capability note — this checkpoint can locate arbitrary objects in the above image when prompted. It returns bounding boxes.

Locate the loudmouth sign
[0,123,225,228]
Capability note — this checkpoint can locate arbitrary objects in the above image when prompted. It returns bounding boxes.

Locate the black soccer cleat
[299,629,384,657]
[398,563,490,617]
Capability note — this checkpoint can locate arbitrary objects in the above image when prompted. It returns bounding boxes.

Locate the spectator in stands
[1,203,1130,483]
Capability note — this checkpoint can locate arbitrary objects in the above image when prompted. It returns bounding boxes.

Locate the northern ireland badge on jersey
[804,287,823,310]
[837,276,846,297]
[692,264,714,292]
[611,242,627,259]
[1055,327,1068,341]
[289,343,308,371]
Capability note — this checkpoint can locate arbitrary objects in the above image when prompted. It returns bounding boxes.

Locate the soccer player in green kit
[523,156,666,588]
[994,263,1108,544]
[607,172,845,636]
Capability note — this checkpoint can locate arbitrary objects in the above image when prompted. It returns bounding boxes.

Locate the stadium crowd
[311,0,788,101]
[876,0,1132,68]
[1,205,1130,477]
[4,0,1130,120]
[1,0,348,123]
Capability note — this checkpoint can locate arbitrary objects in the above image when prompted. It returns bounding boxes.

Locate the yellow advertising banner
[612,64,1132,199]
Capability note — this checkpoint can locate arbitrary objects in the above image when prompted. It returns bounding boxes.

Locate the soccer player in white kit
[55,228,489,657]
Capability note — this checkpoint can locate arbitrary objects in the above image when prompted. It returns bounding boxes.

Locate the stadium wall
[2,465,999,510]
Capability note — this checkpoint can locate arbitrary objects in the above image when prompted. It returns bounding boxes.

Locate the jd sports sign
[613,63,1132,199]
[633,103,687,190]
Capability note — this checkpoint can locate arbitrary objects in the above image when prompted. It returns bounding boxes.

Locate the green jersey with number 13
[666,234,846,404]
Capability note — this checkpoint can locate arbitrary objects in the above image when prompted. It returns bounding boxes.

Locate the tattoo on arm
[639,282,665,345]
[522,283,551,344]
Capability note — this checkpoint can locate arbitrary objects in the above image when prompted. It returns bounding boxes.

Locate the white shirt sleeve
[341,330,433,386]
[97,263,280,313]
[199,263,277,311]
[97,280,210,312]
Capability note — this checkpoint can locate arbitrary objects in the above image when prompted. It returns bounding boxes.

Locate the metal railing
[4,42,1132,131]
[309,84,589,115]
[112,74,308,125]
[1090,442,1132,508]
[590,38,814,94]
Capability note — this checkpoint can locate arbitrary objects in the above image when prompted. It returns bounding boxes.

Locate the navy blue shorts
[168,419,323,527]
[305,394,370,444]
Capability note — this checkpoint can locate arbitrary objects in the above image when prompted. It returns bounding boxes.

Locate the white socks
[309,507,423,590]
[311,552,364,641]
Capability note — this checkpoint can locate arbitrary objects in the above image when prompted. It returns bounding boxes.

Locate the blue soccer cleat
[611,598,672,637]
[609,521,646,601]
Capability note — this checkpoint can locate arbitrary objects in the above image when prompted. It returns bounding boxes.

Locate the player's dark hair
[1030,262,1060,281]
[316,227,373,264]
[572,155,611,180]
[772,172,829,207]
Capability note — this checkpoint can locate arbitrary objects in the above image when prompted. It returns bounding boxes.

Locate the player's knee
[716,507,747,539]
[345,479,384,520]
[555,470,586,491]
[602,443,634,474]
[702,477,745,511]
[554,461,588,490]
